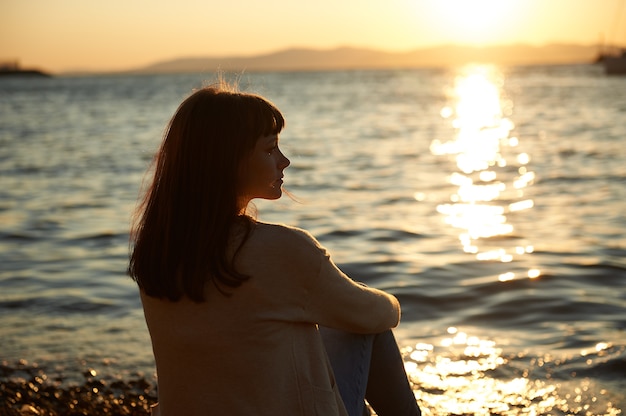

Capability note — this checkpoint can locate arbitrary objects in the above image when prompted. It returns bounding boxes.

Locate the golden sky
[1,0,624,72]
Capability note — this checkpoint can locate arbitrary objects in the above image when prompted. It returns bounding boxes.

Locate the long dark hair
[128,84,285,302]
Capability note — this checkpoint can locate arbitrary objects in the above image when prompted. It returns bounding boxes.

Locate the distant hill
[132,44,603,74]
[0,61,51,77]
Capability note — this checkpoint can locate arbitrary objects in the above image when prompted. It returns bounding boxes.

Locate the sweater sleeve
[291,229,401,334]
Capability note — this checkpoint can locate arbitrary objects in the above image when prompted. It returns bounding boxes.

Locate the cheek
[253,155,274,174]
[239,155,273,191]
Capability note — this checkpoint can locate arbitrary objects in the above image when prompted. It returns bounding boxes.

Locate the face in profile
[239,134,290,203]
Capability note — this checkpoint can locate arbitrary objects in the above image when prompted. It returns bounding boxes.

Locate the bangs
[246,95,285,138]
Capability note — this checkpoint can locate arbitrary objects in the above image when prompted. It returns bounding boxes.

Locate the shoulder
[236,221,327,276]
[248,221,327,260]
[252,221,322,249]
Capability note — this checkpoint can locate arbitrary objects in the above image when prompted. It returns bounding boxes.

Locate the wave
[538,173,626,184]
[318,227,425,242]
[0,295,116,315]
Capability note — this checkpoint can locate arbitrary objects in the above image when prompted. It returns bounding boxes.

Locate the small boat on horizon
[596,0,625,75]
[602,49,626,75]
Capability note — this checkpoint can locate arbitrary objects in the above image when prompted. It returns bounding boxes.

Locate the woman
[129,83,421,416]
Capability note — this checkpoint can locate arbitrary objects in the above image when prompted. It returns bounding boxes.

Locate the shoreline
[1,360,157,416]
[0,69,51,78]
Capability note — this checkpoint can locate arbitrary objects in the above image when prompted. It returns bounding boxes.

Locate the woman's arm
[247,223,401,334]
[303,248,401,334]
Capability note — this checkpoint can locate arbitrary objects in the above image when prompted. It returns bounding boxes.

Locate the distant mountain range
[132,44,604,74]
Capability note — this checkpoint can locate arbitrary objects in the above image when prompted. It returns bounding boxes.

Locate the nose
[279,150,290,169]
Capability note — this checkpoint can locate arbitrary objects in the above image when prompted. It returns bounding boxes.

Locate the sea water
[1,64,625,415]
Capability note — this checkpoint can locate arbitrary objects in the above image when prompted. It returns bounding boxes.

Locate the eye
[267,144,278,155]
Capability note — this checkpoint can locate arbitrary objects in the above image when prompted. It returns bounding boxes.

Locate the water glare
[402,329,623,416]
[431,65,537,275]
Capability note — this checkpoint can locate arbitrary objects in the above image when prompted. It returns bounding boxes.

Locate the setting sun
[426,0,527,45]
[1,0,621,72]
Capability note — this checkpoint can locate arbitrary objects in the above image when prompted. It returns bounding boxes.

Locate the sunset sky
[2,0,625,73]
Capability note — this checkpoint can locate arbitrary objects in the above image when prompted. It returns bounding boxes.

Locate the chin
[269,192,282,200]
[258,190,282,201]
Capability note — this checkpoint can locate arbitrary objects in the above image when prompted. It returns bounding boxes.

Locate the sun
[428,0,523,45]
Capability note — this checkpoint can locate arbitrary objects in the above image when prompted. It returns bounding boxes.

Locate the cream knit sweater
[141,222,400,416]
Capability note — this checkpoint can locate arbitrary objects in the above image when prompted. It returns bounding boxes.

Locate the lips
[272,177,283,188]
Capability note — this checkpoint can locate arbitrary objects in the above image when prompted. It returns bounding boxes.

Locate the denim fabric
[320,328,421,416]
[319,327,373,416]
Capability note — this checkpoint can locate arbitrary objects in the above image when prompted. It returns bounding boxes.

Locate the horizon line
[49,42,623,75]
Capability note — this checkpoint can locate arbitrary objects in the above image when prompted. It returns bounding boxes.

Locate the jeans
[319,327,421,416]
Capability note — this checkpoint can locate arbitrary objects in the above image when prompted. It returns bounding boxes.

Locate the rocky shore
[1,360,157,416]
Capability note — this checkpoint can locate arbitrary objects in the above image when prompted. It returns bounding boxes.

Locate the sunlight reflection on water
[400,328,623,416]
[431,65,539,277]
